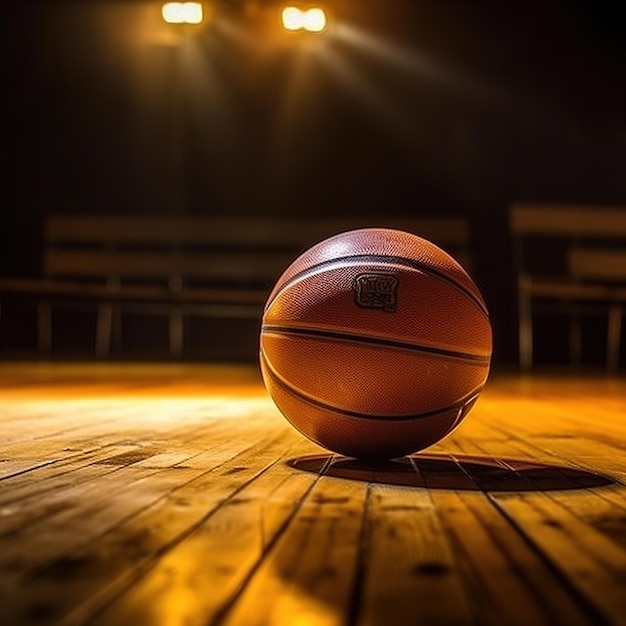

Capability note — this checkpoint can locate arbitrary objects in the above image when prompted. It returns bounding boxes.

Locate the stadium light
[162,2,204,25]
[282,6,327,33]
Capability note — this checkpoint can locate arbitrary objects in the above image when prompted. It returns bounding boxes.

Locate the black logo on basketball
[354,273,398,312]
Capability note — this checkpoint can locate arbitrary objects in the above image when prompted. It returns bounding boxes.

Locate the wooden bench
[509,204,626,372]
[0,214,473,359]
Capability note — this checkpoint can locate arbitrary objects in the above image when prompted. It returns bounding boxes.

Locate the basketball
[259,228,492,459]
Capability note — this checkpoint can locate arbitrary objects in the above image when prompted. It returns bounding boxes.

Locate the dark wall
[2,0,625,363]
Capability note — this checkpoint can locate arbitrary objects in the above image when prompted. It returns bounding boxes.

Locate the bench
[0,214,473,359]
[509,204,626,372]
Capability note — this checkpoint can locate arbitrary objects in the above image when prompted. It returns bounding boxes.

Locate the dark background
[1,0,625,365]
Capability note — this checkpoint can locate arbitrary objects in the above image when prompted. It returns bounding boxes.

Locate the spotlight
[162,2,204,25]
[281,6,327,33]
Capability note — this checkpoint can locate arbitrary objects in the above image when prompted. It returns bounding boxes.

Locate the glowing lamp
[282,6,327,33]
[162,2,204,24]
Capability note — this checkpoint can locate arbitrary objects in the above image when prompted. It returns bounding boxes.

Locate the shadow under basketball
[287,453,614,492]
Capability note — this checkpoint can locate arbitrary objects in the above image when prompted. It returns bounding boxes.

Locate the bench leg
[37,302,52,356]
[518,289,533,372]
[569,314,582,367]
[607,305,622,373]
[112,305,122,354]
[169,309,184,359]
[96,302,113,359]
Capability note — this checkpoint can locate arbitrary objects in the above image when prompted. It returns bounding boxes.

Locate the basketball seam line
[265,254,489,318]
[261,325,491,364]
[260,349,485,422]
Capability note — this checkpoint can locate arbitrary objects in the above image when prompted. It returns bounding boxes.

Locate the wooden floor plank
[356,480,476,626]
[492,493,626,624]
[445,415,626,625]
[218,468,368,626]
[424,485,569,626]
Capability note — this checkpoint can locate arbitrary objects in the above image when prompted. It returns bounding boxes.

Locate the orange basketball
[259,228,492,459]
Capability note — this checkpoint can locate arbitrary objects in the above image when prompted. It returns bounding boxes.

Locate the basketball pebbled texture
[259,227,492,459]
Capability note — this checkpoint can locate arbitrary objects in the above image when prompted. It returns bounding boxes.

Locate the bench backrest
[569,248,626,283]
[43,215,473,288]
[509,204,626,281]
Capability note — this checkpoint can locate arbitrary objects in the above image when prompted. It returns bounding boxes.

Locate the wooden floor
[0,363,625,626]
